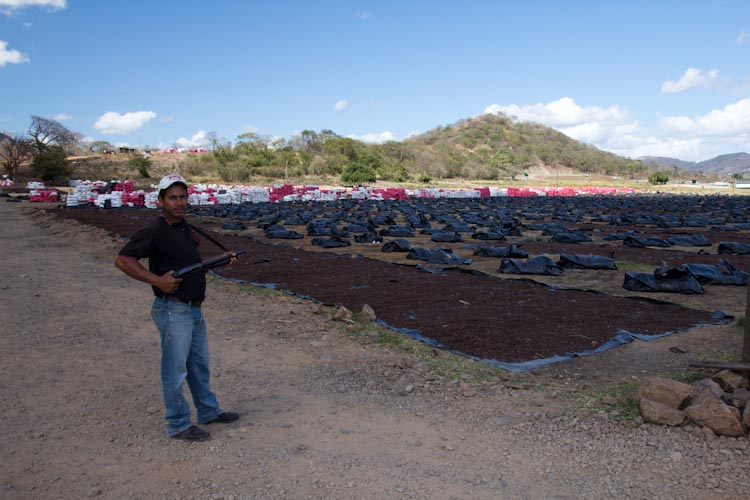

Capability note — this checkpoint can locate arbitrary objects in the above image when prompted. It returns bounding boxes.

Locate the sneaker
[171,425,210,441]
[204,411,239,424]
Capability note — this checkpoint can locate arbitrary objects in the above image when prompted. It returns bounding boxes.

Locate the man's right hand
[155,270,183,294]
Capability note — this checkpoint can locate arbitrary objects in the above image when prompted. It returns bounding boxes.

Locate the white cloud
[334,100,349,111]
[175,130,210,148]
[242,124,260,133]
[660,68,723,94]
[22,21,30,27]
[348,131,396,144]
[737,29,749,45]
[0,0,66,15]
[659,98,750,137]
[0,40,29,66]
[354,10,371,20]
[161,116,173,123]
[52,113,70,121]
[485,97,629,128]
[93,111,156,135]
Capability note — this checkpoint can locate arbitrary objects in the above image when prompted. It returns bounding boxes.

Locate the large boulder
[712,370,750,391]
[637,377,694,409]
[684,389,746,437]
[639,398,687,426]
[693,378,724,398]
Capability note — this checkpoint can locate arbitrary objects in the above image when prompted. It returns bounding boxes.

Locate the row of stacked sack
[27,179,639,206]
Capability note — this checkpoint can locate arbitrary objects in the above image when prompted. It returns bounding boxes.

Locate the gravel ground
[1,200,749,500]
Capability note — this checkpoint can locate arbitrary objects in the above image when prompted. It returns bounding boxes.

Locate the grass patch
[213,276,283,297]
[665,368,708,384]
[693,347,742,363]
[615,261,654,272]
[576,379,641,420]
[733,315,745,334]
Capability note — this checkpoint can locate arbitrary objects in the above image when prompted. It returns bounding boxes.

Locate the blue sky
[1,0,749,161]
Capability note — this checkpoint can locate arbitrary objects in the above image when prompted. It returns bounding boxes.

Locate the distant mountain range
[639,153,750,175]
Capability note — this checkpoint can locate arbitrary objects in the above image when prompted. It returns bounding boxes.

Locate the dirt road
[1,200,748,500]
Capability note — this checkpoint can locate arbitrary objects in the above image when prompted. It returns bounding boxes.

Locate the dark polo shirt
[118,215,206,301]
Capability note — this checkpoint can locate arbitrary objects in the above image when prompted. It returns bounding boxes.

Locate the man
[115,173,238,441]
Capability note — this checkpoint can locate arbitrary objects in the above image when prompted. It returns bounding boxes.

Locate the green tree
[128,153,152,178]
[647,171,669,185]
[31,146,72,183]
[89,140,113,154]
[207,131,236,165]
[341,156,381,185]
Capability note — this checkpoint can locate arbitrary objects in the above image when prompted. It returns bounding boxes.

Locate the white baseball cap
[157,174,188,192]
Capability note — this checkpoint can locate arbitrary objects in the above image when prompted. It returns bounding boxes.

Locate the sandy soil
[1,200,749,500]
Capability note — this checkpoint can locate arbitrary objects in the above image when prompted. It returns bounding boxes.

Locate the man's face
[159,184,188,222]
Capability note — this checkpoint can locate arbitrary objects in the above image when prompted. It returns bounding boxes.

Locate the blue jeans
[151,297,223,436]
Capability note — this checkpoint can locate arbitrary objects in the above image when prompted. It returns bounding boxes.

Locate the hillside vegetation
[169,113,646,185]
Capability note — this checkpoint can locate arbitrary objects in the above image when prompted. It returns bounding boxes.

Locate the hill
[396,113,642,180]
[639,152,750,175]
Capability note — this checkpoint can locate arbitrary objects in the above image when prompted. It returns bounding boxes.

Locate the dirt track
[1,200,749,500]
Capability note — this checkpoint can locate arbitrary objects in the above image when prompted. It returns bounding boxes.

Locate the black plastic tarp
[622,235,672,248]
[558,254,617,270]
[311,236,351,248]
[471,231,506,240]
[623,269,704,294]
[221,221,246,230]
[673,260,748,285]
[431,231,464,243]
[354,231,383,243]
[666,234,712,247]
[718,242,750,255]
[407,247,472,265]
[265,224,304,239]
[381,238,411,252]
[498,255,564,276]
[551,232,592,243]
[379,226,415,237]
[473,245,529,258]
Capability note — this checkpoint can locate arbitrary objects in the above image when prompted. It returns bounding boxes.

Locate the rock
[685,389,746,437]
[637,376,694,409]
[730,387,750,408]
[669,346,688,353]
[639,398,687,426]
[743,405,750,430]
[361,304,376,320]
[332,306,353,323]
[692,378,724,398]
[701,426,716,438]
[602,396,618,406]
[712,370,750,391]
[145,406,159,414]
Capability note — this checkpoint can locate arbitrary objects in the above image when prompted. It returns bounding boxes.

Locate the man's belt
[163,295,202,308]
